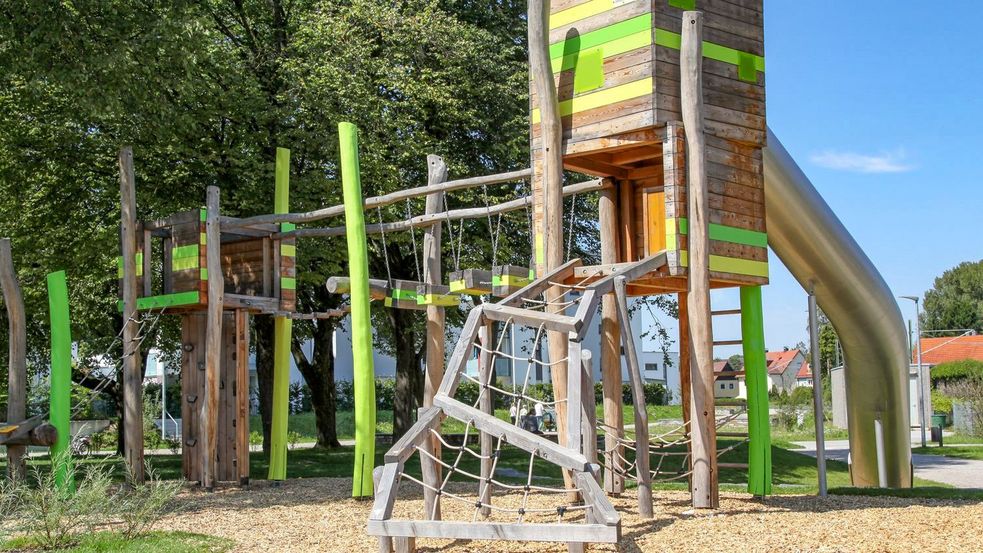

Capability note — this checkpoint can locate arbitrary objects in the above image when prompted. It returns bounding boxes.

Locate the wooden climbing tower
[529,0,771,511]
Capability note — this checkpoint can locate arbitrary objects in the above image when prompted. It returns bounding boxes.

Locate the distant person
[519,405,529,428]
[534,401,545,432]
[509,403,518,425]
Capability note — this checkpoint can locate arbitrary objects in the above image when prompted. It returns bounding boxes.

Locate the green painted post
[339,122,376,497]
[740,285,772,496]
[269,147,292,481]
[47,270,73,491]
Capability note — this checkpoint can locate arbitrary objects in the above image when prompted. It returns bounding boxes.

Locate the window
[729,383,735,390]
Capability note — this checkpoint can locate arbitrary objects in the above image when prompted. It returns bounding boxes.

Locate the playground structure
[1,1,916,551]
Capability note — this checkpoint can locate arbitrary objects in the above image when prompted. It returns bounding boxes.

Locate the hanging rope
[480,184,503,268]
[405,198,422,278]
[565,195,578,261]
[376,206,393,284]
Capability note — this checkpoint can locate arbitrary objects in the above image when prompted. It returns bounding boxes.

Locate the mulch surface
[159,477,982,552]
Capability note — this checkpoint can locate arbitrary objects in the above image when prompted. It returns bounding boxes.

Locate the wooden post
[0,238,27,482]
[202,185,224,490]
[421,154,447,519]
[619,180,635,262]
[235,309,250,485]
[614,276,653,518]
[680,11,718,509]
[478,320,495,517]
[598,184,624,494]
[119,146,145,484]
[581,349,598,476]
[528,0,574,494]
[678,292,693,491]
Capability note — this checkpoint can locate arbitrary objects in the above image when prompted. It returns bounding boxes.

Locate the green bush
[789,386,814,406]
[931,359,983,385]
[932,389,954,416]
[2,455,181,548]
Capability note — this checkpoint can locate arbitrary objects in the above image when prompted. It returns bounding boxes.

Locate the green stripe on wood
[281,244,296,257]
[200,268,208,281]
[549,13,651,59]
[114,291,201,312]
[671,218,768,248]
[280,277,296,290]
[655,29,764,82]
[281,222,296,232]
[117,253,144,278]
[171,256,199,272]
[416,293,460,307]
[171,244,199,259]
[199,209,206,222]
[668,0,695,9]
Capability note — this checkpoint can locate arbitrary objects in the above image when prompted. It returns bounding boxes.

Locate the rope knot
[557,506,567,516]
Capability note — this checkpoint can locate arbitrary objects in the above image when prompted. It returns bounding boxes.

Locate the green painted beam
[741,285,772,496]
[269,146,292,482]
[46,271,73,491]
[340,123,376,498]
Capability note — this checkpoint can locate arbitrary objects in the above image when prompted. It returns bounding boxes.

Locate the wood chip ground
[158,477,982,552]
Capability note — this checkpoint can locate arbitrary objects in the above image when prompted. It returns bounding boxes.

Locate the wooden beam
[385,407,443,464]
[437,308,485,398]
[235,310,250,484]
[497,259,582,307]
[681,11,718,509]
[367,520,619,544]
[614,276,653,518]
[276,180,607,240]
[482,303,581,335]
[564,157,629,179]
[478,320,495,517]
[424,165,445,524]
[0,423,57,447]
[326,276,389,301]
[597,186,624,495]
[228,168,534,229]
[434,396,590,473]
[0,238,27,481]
[202,185,224,491]
[119,146,146,484]
[619,180,635,262]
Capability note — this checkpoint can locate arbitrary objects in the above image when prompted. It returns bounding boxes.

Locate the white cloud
[809,149,914,174]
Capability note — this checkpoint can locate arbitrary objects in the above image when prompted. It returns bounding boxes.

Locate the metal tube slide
[763,128,912,487]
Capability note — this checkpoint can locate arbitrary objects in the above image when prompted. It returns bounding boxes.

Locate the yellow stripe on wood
[549,0,620,30]
[532,77,652,123]
[678,251,769,278]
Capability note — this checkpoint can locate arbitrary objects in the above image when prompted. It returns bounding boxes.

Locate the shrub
[789,386,814,407]
[114,467,182,538]
[6,454,115,549]
[932,389,953,416]
[249,431,264,446]
[947,375,983,437]
[932,359,983,386]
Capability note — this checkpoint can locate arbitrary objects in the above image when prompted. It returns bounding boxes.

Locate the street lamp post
[899,296,927,448]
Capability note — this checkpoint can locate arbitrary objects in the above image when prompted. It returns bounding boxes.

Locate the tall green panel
[268,147,292,481]
[740,285,772,496]
[339,123,376,497]
[47,270,73,491]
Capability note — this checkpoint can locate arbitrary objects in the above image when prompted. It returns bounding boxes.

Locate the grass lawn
[1,531,231,552]
[943,432,983,445]
[913,445,983,461]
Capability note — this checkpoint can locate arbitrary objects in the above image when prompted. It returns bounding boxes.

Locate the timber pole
[339,122,376,498]
[47,271,73,490]
[119,146,146,484]
[269,147,293,481]
[529,0,574,494]
[422,154,448,519]
[0,239,27,482]
[681,11,718,509]
[202,185,224,491]
[598,184,624,494]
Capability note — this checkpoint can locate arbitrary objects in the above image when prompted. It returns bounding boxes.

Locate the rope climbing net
[596,405,750,483]
[70,306,168,419]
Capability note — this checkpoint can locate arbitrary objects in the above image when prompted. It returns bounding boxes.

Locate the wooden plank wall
[221,238,268,296]
[654,0,765,147]
[180,311,249,485]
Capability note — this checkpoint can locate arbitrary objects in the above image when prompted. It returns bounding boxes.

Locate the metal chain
[377,207,393,284]
[405,198,422,278]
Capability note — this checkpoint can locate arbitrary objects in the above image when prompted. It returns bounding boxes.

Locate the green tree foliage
[922,260,983,334]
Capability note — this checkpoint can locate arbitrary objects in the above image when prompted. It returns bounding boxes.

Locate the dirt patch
[158,478,982,552]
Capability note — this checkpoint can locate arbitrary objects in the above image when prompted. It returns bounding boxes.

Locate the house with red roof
[794,361,814,388]
[765,349,807,393]
[916,334,983,367]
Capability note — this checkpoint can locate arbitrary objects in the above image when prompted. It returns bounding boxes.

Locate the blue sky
[658,1,983,356]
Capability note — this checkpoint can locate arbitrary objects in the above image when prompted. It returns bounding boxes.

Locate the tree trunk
[391,308,420,439]
[254,316,276,454]
[291,320,341,448]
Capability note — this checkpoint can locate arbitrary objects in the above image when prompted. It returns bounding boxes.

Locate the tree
[922,260,983,334]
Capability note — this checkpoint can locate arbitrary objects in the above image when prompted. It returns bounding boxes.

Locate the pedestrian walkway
[793,431,983,489]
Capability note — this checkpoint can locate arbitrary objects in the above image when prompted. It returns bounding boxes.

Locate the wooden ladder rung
[716,431,749,438]
[717,462,749,469]
[711,309,742,316]
[712,339,743,346]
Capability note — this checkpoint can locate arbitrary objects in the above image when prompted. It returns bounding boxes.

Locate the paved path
[793,433,983,489]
